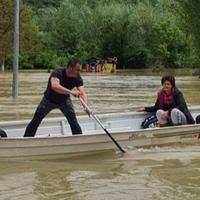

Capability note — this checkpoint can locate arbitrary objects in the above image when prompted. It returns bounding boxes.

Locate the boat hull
[0,124,200,160]
[0,106,200,160]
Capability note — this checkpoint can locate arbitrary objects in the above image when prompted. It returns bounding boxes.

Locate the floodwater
[0,70,200,200]
[0,70,200,120]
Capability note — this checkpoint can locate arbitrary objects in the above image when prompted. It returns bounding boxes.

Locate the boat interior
[0,107,200,138]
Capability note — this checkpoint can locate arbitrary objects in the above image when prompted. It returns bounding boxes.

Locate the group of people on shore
[82,57,117,73]
[0,58,199,137]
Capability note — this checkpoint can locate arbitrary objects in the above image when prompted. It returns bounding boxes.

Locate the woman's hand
[136,107,145,112]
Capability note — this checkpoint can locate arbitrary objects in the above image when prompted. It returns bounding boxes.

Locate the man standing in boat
[24,58,88,137]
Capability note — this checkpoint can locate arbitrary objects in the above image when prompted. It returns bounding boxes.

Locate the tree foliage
[0,0,41,68]
[1,0,199,69]
[24,0,63,10]
[175,1,200,56]
[0,0,13,64]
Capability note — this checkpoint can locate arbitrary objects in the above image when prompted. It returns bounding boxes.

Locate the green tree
[0,0,13,68]
[175,1,200,58]
[49,1,93,59]
[0,0,41,69]
[125,2,157,67]
[150,19,192,67]
[24,0,62,10]
[19,4,41,54]
[22,0,198,68]
[93,3,130,66]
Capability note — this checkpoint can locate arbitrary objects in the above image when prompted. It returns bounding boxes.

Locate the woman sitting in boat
[136,75,195,126]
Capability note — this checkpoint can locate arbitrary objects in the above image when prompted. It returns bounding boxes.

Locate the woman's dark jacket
[144,87,195,124]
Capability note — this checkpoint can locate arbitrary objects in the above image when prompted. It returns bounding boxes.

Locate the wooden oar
[79,97,126,153]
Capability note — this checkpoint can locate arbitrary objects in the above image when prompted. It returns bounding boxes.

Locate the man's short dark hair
[67,58,81,68]
[161,75,175,87]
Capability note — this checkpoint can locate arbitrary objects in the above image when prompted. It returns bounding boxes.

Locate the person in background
[24,58,88,137]
[136,75,195,126]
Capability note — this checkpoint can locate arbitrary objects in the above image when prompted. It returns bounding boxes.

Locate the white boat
[0,106,200,160]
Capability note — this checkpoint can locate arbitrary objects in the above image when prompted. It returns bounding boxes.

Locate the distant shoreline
[0,68,199,76]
